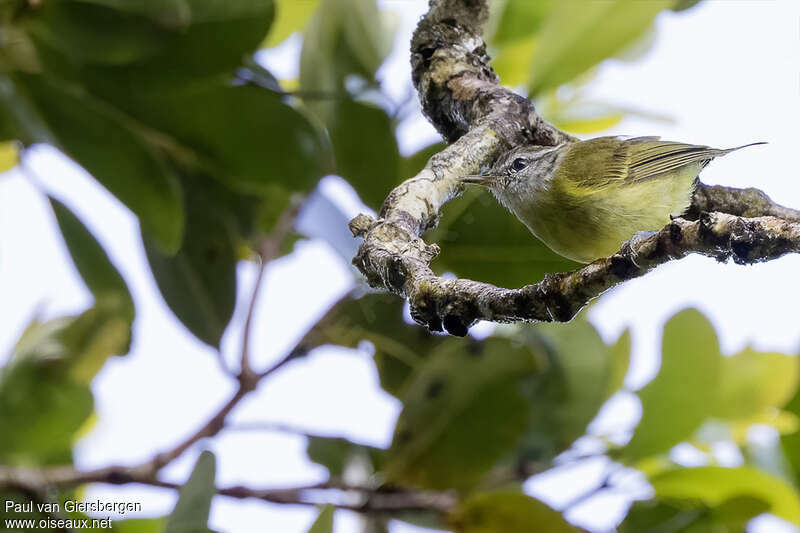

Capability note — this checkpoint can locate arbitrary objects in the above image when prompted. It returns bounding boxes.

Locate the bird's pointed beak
[461,174,500,186]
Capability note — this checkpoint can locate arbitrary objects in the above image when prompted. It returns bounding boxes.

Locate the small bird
[462,136,764,263]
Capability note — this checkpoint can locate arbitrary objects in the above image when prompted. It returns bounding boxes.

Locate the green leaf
[620,309,798,462]
[49,197,135,327]
[537,93,672,135]
[306,436,386,478]
[299,0,392,122]
[329,100,399,210]
[361,518,390,533]
[127,0,275,81]
[144,173,238,348]
[0,360,92,465]
[620,496,769,533]
[111,518,168,533]
[306,505,334,533]
[489,0,553,46]
[0,140,18,171]
[69,0,191,27]
[621,309,722,463]
[449,491,580,533]
[264,0,319,47]
[166,450,217,533]
[14,73,184,252]
[780,385,800,486]
[526,319,630,453]
[428,187,580,287]
[672,0,703,11]
[302,294,445,397]
[0,303,129,464]
[650,466,800,526]
[21,0,171,66]
[552,113,624,135]
[0,74,55,146]
[490,36,537,88]
[50,0,275,83]
[106,83,327,196]
[713,348,798,421]
[527,0,674,95]
[385,337,541,490]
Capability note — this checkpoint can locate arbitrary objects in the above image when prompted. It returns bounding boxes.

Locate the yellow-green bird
[463,136,764,263]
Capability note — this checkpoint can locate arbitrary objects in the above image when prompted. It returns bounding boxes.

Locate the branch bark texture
[349,0,800,336]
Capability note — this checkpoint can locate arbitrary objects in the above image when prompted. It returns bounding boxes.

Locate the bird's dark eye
[511,158,528,172]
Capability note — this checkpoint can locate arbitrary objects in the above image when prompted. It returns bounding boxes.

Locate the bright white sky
[1,1,799,532]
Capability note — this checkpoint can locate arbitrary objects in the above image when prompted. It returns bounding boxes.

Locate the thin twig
[0,465,456,515]
[240,195,304,380]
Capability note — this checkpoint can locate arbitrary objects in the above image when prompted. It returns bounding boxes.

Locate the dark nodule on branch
[349,0,800,336]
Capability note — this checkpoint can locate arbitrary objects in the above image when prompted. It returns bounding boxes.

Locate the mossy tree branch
[348,0,800,336]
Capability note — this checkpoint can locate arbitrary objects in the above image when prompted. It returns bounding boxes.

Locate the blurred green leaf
[621,309,799,463]
[302,293,444,397]
[0,301,130,464]
[299,0,391,122]
[428,187,580,287]
[491,36,536,88]
[108,83,327,196]
[0,359,92,465]
[489,0,553,46]
[111,518,168,533]
[128,0,275,81]
[527,0,673,95]
[620,496,769,533]
[329,100,399,210]
[672,0,703,12]
[306,435,386,478]
[621,309,721,463]
[385,337,541,490]
[0,140,18,172]
[537,93,672,135]
[449,491,580,533]
[49,197,134,326]
[21,0,171,66]
[552,113,624,135]
[265,0,319,47]
[361,518,390,533]
[713,348,798,422]
[650,466,800,526]
[0,75,55,145]
[144,173,238,348]
[14,73,184,252]
[307,505,334,533]
[51,0,276,83]
[523,319,630,457]
[781,385,800,486]
[165,450,217,533]
[48,0,190,27]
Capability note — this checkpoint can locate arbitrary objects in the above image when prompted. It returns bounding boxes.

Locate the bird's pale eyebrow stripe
[538,149,559,174]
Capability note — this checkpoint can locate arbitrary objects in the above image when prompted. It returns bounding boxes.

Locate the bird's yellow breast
[515,163,699,263]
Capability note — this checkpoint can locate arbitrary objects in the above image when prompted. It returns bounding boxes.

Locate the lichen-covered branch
[348,0,800,336]
[353,212,800,335]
